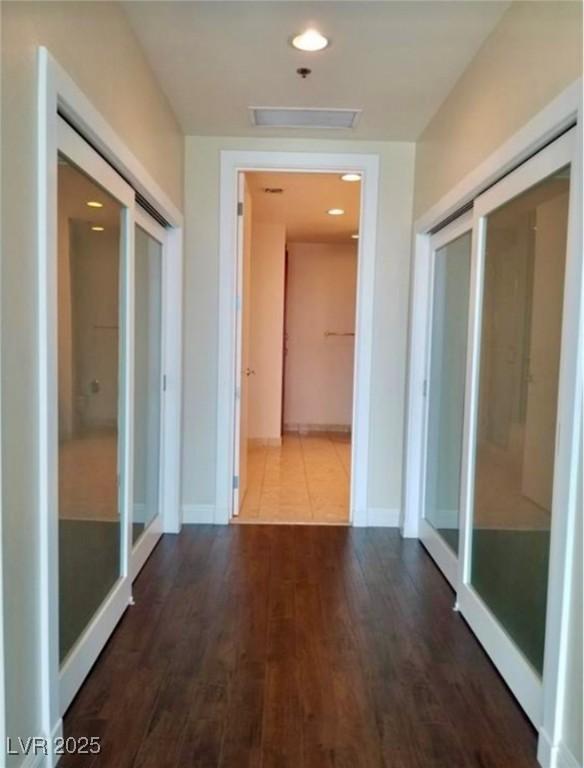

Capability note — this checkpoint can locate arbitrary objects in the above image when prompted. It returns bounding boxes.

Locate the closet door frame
[418,211,473,589]
[131,209,167,580]
[458,127,577,728]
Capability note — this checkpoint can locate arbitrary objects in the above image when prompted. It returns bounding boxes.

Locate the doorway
[234,171,360,524]
[217,150,380,527]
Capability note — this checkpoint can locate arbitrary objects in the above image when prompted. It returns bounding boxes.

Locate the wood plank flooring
[62,526,539,768]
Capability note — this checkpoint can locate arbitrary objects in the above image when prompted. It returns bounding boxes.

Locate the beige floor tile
[238,433,351,524]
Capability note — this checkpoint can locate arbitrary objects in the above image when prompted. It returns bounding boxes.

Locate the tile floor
[237,432,351,524]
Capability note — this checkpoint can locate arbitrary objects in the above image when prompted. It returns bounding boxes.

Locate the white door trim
[37,47,183,764]
[216,150,380,526]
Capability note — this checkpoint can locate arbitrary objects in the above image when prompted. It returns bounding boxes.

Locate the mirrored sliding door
[459,127,576,727]
[58,155,124,663]
[420,217,472,585]
[56,116,135,713]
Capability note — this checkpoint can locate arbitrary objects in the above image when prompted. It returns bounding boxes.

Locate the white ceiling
[247,171,360,242]
[122,1,509,141]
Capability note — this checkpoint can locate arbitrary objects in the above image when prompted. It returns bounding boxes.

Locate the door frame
[130,208,168,580]
[37,47,184,763]
[402,79,582,764]
[216,151,380,526]
[418,211,473,589]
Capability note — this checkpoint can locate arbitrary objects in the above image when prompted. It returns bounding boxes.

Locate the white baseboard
[182,505,400,528]
[248,437,282,447]
[285,423,351,434]
[538,728,582,768]
[366,508,400,527]
[181,504,216,524]
[10,719,62,768]
[557,743,582,768]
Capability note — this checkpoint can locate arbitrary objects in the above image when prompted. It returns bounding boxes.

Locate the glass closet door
[459,128,576,727]
[421,220,472,586]
[57,116,135,714]
[58,158,124,662]
[131,216,164,574]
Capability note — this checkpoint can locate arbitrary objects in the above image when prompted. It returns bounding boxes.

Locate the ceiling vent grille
[250,107,361,130]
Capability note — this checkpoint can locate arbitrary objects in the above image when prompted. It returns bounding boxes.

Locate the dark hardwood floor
[62,526,539,768]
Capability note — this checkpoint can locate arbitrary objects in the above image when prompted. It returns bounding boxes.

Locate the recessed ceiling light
[87,201,103,208]
[351,233,359,239]
[91,226,105,232]
[291,29,329,52]
[341,173,361,182]
[327,208,344,216]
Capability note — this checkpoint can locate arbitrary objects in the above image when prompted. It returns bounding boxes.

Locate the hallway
[62,526,538,768]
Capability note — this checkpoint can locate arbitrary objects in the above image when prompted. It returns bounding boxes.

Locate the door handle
[245,368,255,377]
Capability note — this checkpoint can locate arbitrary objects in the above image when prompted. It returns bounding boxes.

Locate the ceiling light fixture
[87,201,103,208]
[341,173,361,182]
[291,28,329,52]
[327,208,344,216]
[91,226,105,232]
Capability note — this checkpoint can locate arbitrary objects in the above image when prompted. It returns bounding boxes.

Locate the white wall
[247,218,286,441]
[413,0,582,218]
[182,136,415,519]
[1,3,183,763]
[284,242,357,431]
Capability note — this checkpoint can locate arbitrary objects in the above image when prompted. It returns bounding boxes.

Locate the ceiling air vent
[250,107,361,130]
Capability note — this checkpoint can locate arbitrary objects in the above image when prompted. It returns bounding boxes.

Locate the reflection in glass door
[132,223,163,551]
[421,221,471,585]
[57,155,124,662]
[470,166,570,675]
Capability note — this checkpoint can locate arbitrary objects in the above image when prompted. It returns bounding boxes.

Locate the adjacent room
[236,171,360,525]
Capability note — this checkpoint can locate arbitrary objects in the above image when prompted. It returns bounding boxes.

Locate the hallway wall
[284,242,357,432]
[182,137,416,521]
[1,2,184,763]
[413,0,582,219]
